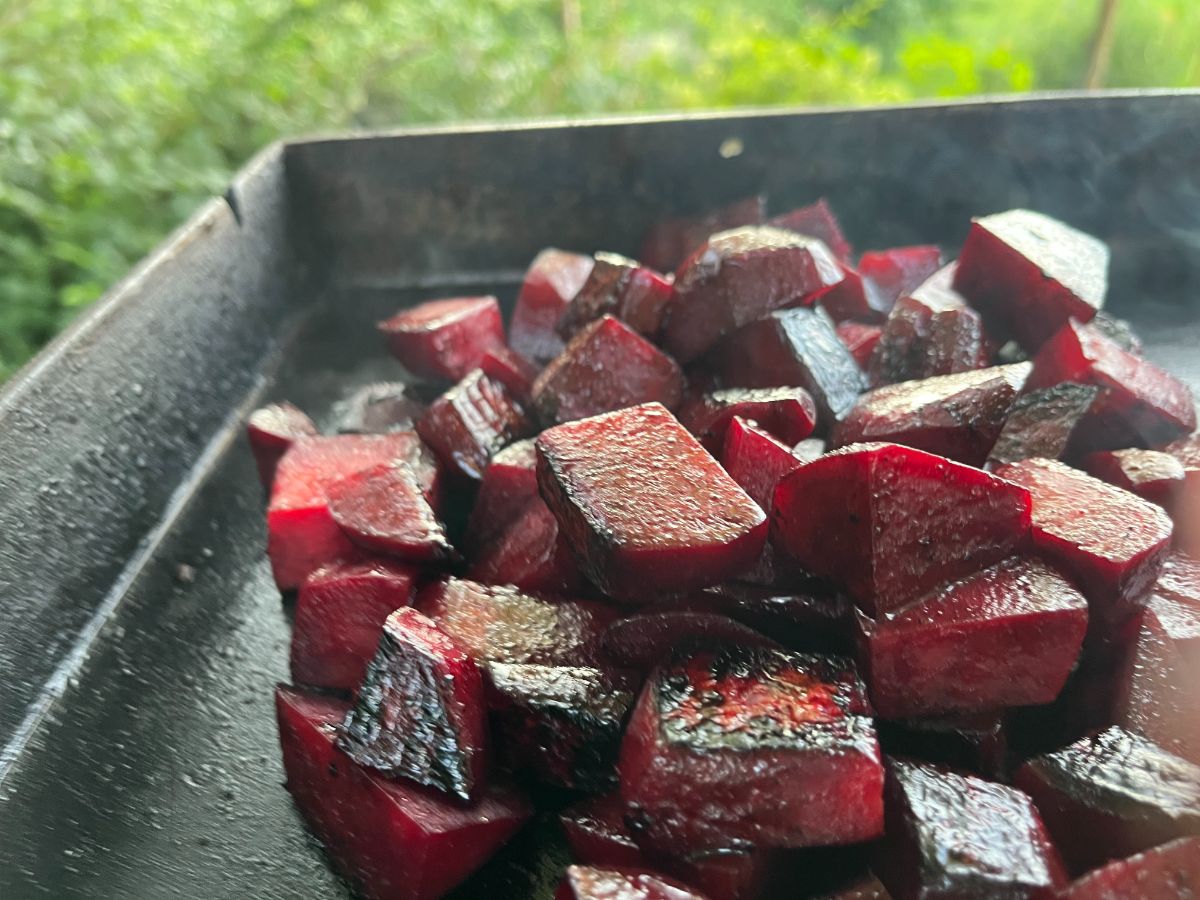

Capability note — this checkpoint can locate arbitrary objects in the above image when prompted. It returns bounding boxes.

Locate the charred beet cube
[708,581,854,654]
[876,711,1008,780]
[985,382,1101,469]
[599,605,778,672]
[681,387,817,452]
[719,417,804,515]
[468,497,588,596]
[857,245,944,311]
[876,758,1066,900]
[662,226,845,363]
[479,346,538,404]
[337,608,487,801]
[953,209,1109,351]
[619,644,883,852]
[1014,726,1200,874]
[511,248,595,365]
[769,198,853,263]
[856,556,1088,717]
[531,316,684,426]
[556,865,710,900]
[247,401,319,488]
[378,296,505,382]
[774,442,1032,616]
[290,560,417,692]
[640,195,766,272]
[1083,448,1185,508]
[536,403,768,600]
[327,463,456,564]
[416,369,532,481]
[336,382,426,435]
[1058,836,1200,899]
[465,438,538,552]
[558,253,675,339]
[276,686,530,900]
[836,322,882,369]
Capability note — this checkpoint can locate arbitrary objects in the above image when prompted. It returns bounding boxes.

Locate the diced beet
[640,195,766,273]
[479,346,538,403]
[774,442,1032,616]
[327,463,456,563]
[875,758,1066,900]
[531,316,684,426]
[468,497,587,595]
[1014,726,1200,874]
[681,387,817,452]
[719,417,804,514]
[1058,836,1200,899]
[511,248,595,365]
[599,607,778,672]
[337,608,487,800]
[1152,551,1200,672]
[834,363,1030,467]
[1091,310,1144,353]
[856,245,943,310]
[1164,434,1200,554]
[415,577,618,666]
[275,686,530,900]
[536,403,768,600]
[378,296,505,382]
[559,253,675,339]
[247,401,319,488]
[416,369,531,481]
[817,263,892,325]
[953,209,1109,351]
[662,226,845,363]
[336,382,426,435]
[876,711,1008,780]
[619,643,883,852]
[1084,448,1185,508]
[994,458,1173,627]
[465,438,538,552]
[836,322,882,369]
[791,437,826,463]
[768,198,853,263]
[556,865,710,900]
[290,560,417,692]
[856,556,1088,717]
[985,382,1101,468]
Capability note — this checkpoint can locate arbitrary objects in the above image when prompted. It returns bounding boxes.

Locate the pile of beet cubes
[252,196,1200,900]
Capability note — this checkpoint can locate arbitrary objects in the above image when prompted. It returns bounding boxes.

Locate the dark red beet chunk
[856,556,1088,717]
[290,560,417,692]
[247,401,319,488]
[561,793,647,868]
[708,581,854,654]
[774,442,1032,616]
[536,403,768,601]
[719,417,803,514]
[663,226,844,363]
[1164,435,1200,554]
[1152,551,1200,671]
[556,865,710,900]
[1015,726,1200,874]
[465,438,538,552]
[479,346,538,403]
[468,497,587,595]
[600,607,777,672]
[275,686,530,900]
[876,758,1066,900]
[337,608,487,801]
[1084,448,1185,507]
[378,296,505,382]
[559,253,675,339]
[985,382,1100,468]
[416,369,531,481]
[511,248,595,365]
[818,263,892,323]
[856,245,943,310]
[327,463,456,563]
[836,322,882,369]
[953,209,1109,351]
[336,382,426,434]
[834,363,1030,467]
[876,711,1008,780]
[640,195,766,273]
[619,644,883,852]
[769,198,853,263]
[532,316,684,426]
[681,387,817,451]
[1058,836,1200,899]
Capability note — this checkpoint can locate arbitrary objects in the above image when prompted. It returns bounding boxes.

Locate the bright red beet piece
[769,198,853,263]
[511,248,595,365]
[1058,836,1200,899]
[559,253,675,339]
[985,382,1100,468]
[720,417,804,514]
[620,644,883,852]
[275,686,530,900]
[835,321,882,369]
[479,346,538,403]
[953,208,1109,351]
[663,226,845,363]
[532,316,684,426]
[465,438,538,552]
[327,463,456,563]
[290,560,417,692]
[378,296,505,382]
[774,442,1032,616]
[536,403,768,600]
[556,865,711,900]
[876,711,1008,779]
[416,369,531,481]
[1084,448,1185,507]
[247,401,319,488]
[599,607,777,672]
[856,245,943,310]
[681,387,817,451]
[336,382,426,435]
[468,497,587,595]
[856,556,1088,717]
[640,195,766,273]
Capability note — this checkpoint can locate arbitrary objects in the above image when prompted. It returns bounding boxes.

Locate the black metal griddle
[1,93,1199,899]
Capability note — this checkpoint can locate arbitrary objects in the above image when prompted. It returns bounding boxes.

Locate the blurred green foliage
[2,0,1197,379]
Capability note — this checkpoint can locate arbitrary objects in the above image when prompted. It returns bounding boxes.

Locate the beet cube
[619,644,883,852]
[468,497,588,595]
[1152,551,1200,671]
[327,463,456,563]
[857,245,943,310]
[247,401,320,489]
[818,263,891,324]
[511,248,595,365]
[1058,836,1200,899]
[985,382,1100,468]
[290,560,417,692]
[681,387,817,452]
[559,253,675,339]
[719,417,804,514]
[599,607,778,672]
[768,198,853,263]
[774,442,1032,616]
[479,346,538,403]
[834,363,1030,467]
[275,686,530,900]
[536,403,768,600]
[1084,448,1186,508]
[532,316,684,426]
[556,865,710,900]
[640,195,766,272]
[953,209,1109,351]
[662,226,844,363]
[1015,726,1200,874]
[378,296,505,382]
[416,369,531,481]
[336,382,426,435]
[1164,435,1200,554]
[836,322,882,369]
[876,711,1008,780]
[465,438,538,552]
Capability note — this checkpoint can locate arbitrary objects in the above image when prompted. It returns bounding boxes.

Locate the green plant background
[2,0,1197,380]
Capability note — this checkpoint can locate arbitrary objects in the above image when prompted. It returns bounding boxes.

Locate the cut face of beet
[1152,551,1200,672]
[1058,836,1200,899]
[327,463,456,563]
[1083,448,1185,508]
[640,195,766,273]
[768,198,853,263]
[857,245,944,310]
[556,865,710,900]
[558,253,674,340]
[536,403,768,601]
[834,363,1030,467]
[511,248,595,365]
[619,643,883,852]
[465,438,538,552]
[856,556,1088,717]
[818,264,892,324]
[774,442,1032,616]
[876,711,1008,780]
[681,387,818,451]
[247,401,319,488]
[290,560,417,692]
[663,226,844,363]
[985,382,1101,468]
[599,607,778,672]
[337,607,487,801]
[416,369,532,481]
[336,382,427,435]
[532,316,684,426]
[953,209,1109,351]
[1014,726,1200,874]
[835,322,882,369]
[479,346,538,403]
[275,686,530,900]
[468,497,587,595]
[719,417,803,515]
[378,296,505,382]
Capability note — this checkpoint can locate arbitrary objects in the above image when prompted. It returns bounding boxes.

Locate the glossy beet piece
[416,369,531,481]
[536,403,768,600]
[561,793,647,868]
[465,438,538,552]
[1164,435,1200,552]
[276,687,529,900]
[1015,726,1200,874]
[1090,310,1143,353]
[1058,836,1200,899]
[337,608,486,800]
[619,644,883,852]
[705,307,866,426]
[247,401,320,488]
[836,322,882,369]
[640,195,766,272]
[532,316,684,426]
[1084,448,1185,507]
[857,245,943,309]
[774,442,1032,616]
[336,382,426,434]
[719,417,803,514]
[290,560,417,692]
[769,198,853,262]
[327,463,456,563]
[559,252,675,339]
[511,248,595,365]
[856,556,1088,717]
[876,711,1008,780]
[1152,551,1200,671]
[876,758,1065,900]
[479,346,538,403]
[681,387,817,451]
[953,209,1109,350]
[556,865,711,900]
[663,226,844,363]
[985,382,1100,468]
[600,607,777,672]
[468,497,587,595]
[817,263,891,323]
[378,296,505,382]
[834,363,1030,467]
